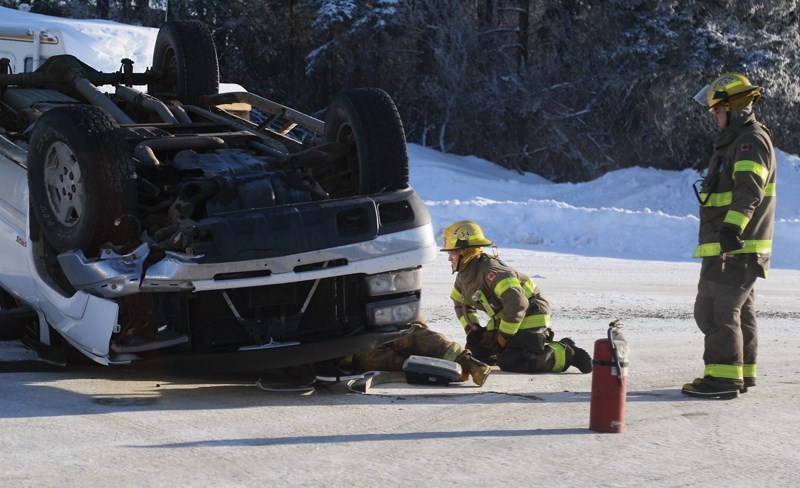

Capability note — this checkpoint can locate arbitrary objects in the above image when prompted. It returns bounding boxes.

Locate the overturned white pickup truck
[0,20,436,373]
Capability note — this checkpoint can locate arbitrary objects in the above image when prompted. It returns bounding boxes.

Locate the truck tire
[28,105,138,257]
[148,20,219,105]
[322,88,409,196]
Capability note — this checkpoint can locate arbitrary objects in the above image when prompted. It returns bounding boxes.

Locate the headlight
[364,268,422,296]
[366,297,420,326]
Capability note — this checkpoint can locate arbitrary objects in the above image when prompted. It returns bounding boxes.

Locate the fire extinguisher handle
[608,321,624,386]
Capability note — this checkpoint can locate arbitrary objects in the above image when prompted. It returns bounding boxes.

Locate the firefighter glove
[466,324,484,342]
[719,226,744,253]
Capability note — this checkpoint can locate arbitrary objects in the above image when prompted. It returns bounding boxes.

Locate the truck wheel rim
[43,141,85,227]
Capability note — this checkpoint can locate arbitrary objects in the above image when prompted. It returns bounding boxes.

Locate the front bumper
[57,223,436,297]
[106,326,413,373]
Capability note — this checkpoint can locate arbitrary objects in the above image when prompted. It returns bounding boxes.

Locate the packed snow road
[1,250,798,487]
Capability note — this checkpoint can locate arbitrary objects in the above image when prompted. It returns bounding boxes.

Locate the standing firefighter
[441,220,592,374]
[683,72,777,399]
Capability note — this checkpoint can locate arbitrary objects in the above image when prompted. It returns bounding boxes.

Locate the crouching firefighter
[440,220,592,374]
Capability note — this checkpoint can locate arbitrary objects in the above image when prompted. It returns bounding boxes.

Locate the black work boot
[560,338,593,374]
[740,377,756,393]
[681,377,740,399]
[456,352,492,386]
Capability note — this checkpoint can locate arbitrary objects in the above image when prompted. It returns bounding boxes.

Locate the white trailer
[0,26,65,74]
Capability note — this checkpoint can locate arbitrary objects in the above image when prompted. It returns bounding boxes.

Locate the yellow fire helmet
[693,72,763,112]
[440,220,493,251]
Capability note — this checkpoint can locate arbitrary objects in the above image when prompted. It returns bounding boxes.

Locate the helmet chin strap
[451,254,462,274]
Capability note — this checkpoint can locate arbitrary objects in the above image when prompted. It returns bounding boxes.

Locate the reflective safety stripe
[450,288,465,303]
[498,315,550,335]
[693,239,772,257]
[495,277,536,299]
[493,276,521,297]
[498,314,549,335]
[733,160,768,182]
[473,289,497,317]
[521,313,550,329]
[699,191,732,207]
[521,279,536,296]
[498,319,520,335]
[743,364,757,378]
[723,210,749,230]
[698,186,775,208]
[723,79,743,90]
[704,363,743,380]
[443,342,464,362]
[459,313,480,330]
[550,341,567,372]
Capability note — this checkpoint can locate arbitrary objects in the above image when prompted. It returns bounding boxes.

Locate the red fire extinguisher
[590,320,629,433]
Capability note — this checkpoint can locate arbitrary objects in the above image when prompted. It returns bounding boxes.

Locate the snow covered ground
[1,6,799,486]
[1,251,798,487]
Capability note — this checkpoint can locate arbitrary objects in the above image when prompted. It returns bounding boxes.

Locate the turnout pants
[468,327,559,373]
[694,254,760,383]
[353,320,462,372]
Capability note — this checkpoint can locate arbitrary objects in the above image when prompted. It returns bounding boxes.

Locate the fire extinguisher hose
[608,321,626,386]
